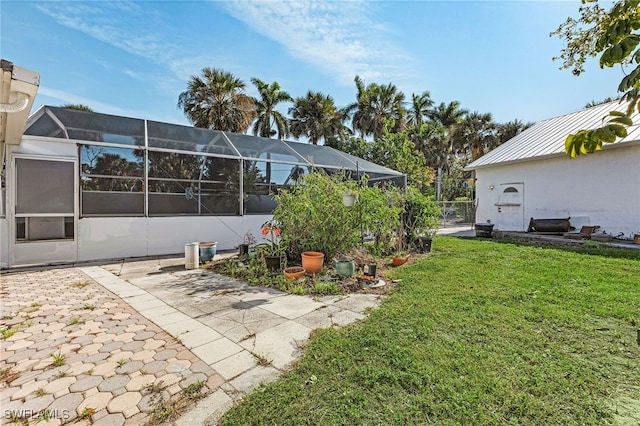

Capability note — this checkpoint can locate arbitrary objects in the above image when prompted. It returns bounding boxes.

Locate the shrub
[273,171,435,259]
[402,187,441,242]
[273,172,361,260]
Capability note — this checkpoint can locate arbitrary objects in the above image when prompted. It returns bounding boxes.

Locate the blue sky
[2,0,622,130]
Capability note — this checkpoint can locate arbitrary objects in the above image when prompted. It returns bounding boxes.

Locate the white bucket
[185,242,199,269]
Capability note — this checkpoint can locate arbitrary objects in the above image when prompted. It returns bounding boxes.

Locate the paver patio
[1,256,382,425]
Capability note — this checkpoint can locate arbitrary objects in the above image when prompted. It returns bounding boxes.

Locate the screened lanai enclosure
[1,106,404,267]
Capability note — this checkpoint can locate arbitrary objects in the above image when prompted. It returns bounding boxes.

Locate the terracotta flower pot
[392,255,410,267]
[284,266,306,280]
[301,251,324,274]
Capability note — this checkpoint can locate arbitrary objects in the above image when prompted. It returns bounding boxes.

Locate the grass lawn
[220,237,640,425]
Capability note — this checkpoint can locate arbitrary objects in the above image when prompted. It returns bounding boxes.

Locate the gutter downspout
[0,91,29,113]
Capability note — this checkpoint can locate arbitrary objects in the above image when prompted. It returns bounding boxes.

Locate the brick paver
[0,268,220,425]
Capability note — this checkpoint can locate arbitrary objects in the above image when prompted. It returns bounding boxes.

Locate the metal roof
[466,100,640,170]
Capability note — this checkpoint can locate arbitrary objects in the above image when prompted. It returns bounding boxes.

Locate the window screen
[16,159,74,214]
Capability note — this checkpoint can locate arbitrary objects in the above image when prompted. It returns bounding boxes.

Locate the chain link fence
[439,200,476,228]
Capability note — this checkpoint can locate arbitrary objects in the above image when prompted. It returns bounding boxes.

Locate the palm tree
[250,78,292,139]
[428,101,468,130]
[407,91,433,127]
[289,91,349,145]
[177,67,256,133]
[496,119,532,144]
[346,75,370,138]
[347,75,407,139]
[425,101,467,201]
[453,111,497,161]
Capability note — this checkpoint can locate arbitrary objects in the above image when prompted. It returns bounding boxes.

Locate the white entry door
[495,183,524,231]
[10,156,77,267]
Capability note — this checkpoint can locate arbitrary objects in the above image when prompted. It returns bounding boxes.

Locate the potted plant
[238,231,256,257]
[334,256,355,278]
[256,220,286,271]
[391,252,410,266]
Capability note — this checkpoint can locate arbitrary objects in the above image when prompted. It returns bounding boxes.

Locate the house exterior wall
[77,216,268,262]
[474,144,640,237]
[0,218,7,268]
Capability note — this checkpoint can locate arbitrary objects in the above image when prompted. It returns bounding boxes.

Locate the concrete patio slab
[257,294,326,320]
[238,320,312,370]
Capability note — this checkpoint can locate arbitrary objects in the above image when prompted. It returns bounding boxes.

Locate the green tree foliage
[453,111,498,161]
[441,158,473,201]
[400,186,441,249]
[324,135,370,159]
[176,66,530,198]
[552,0,640,156]
[495,119,532,145]
[584,96,621,108]
[177,67,256,132]
[289,91,349,144]
[368,125,434,191]
[61,104,94,112]
[407,91,434,127]
[251,78,292,139]
[272,172,364,259]
[147,151,202,192]
[346,75,407,139]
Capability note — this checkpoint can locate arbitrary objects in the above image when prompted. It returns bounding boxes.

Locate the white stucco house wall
[466,100,640,238]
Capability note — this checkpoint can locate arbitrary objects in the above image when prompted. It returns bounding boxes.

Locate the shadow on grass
[466,236,640,261]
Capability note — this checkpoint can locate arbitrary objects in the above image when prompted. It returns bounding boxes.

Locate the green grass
[220,237,640,425]
[51,352,66,367]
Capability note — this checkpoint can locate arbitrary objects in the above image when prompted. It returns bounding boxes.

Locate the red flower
[261,226,269,236]
[273,227,281,237]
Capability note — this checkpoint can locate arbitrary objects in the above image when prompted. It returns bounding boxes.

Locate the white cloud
[219,0,413,86]
[34,2,200,81]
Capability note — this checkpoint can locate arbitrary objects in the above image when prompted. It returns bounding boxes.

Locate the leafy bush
[400,187,441,251]
[359,184,404,256]
[273,172,360,260]
[273,171,438,259]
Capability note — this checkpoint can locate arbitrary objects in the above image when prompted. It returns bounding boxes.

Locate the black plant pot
[413,237,432,253]
[239,244,250,256]
[475,223,495,238]
[264,256,282,271]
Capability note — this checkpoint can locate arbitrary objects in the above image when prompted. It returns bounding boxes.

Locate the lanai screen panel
[223,133,305,163]
[40,107,145,146]
[283,142,352,169]
[147,121,237,157]
[23,106,406,217]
